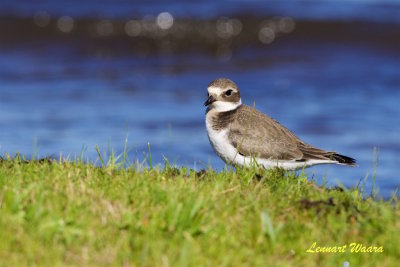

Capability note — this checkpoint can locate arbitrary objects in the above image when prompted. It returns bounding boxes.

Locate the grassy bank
[0,157,399,266]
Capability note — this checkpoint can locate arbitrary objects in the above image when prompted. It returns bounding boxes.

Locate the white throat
[209,100,242,112]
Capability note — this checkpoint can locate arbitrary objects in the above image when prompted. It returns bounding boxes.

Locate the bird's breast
[205,113,238,163]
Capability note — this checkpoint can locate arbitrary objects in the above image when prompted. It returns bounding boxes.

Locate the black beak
[204,95,216,106]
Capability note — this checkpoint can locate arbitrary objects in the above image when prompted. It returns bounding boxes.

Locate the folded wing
[228,105,355,165]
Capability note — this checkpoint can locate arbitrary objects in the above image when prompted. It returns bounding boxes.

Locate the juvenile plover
[204,78,356,170]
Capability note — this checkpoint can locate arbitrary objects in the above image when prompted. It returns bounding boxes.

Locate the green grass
[0,156,399,266]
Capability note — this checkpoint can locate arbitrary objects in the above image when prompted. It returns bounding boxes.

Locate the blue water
[0,1,399,197]
[2,0,400,22]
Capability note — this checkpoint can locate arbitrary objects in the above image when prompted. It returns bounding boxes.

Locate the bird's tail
[331,153,357,166]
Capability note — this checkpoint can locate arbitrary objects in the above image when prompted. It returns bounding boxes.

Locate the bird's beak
[204,95,216,106]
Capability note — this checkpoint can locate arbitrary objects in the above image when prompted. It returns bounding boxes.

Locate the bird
[204,78,356,170]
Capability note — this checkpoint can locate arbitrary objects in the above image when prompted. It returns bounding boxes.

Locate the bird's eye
[225,89,233,96]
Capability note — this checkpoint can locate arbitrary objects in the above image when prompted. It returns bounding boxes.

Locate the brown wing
[227,104,351,163]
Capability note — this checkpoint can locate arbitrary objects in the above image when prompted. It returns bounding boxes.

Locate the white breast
[205,115,238,164]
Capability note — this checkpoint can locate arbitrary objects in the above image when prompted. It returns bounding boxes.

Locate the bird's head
[204,78,242,112]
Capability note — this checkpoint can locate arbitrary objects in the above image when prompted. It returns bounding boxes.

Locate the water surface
[0,0,399,197]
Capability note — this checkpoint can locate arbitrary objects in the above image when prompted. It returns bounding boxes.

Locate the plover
[204,78,356,170]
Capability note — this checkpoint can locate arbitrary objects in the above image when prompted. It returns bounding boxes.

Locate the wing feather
[225,105,352,164]
[228,105,304,160]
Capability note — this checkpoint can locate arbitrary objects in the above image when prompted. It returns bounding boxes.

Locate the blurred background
[0,0,399,197]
